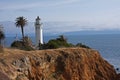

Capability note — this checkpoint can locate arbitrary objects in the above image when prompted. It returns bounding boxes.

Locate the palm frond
[15,16,27,27]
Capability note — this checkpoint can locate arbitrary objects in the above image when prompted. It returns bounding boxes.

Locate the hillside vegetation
[11,35,90,51]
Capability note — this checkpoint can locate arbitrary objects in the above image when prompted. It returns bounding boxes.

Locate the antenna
[15,34,18,41]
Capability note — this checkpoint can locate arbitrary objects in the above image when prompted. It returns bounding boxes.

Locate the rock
[0,48,119,80]
[0,71,10,80]
[0,45,4,53]
[16,74,29,80]
[117,74,120,80]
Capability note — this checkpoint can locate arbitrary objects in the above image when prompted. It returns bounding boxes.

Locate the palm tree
[15,16,27,42]
[0,30,5,45]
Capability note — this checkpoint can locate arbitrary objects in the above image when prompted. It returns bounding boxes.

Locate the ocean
[3,34,120,70]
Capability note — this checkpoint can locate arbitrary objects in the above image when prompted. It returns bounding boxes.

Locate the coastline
[0,47,119,80]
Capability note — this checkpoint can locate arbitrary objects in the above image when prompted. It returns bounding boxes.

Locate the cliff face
[0,48,118,80]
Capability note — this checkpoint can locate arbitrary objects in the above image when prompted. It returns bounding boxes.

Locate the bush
[76,43,90,49]
[42,37,73,49]
[39,35,90,50]
[11,36,34,51]
[11,41,34,51]
[11,41,23,48]
[47,40,59,49]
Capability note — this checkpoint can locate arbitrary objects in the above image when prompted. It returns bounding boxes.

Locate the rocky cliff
[0,48,118,80]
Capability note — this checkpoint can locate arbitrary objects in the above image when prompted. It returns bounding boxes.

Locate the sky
[1,0,120,30]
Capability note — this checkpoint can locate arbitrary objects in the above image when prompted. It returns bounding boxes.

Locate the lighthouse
[35,16,43,47]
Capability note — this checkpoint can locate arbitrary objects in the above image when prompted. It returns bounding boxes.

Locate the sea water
[4,34,120,70]
[66,34,120,69]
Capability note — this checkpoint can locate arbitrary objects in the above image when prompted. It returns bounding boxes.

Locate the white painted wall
[35,17,43,48]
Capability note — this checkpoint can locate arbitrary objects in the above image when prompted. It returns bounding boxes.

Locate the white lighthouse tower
[35,16,43,47]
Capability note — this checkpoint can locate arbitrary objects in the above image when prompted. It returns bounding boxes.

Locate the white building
[35,16,43,48]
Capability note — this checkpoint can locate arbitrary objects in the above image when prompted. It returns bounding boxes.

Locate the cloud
[0,0,79,10]
[47,0,79,7]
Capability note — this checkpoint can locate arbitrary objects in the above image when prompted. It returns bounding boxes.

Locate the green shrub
[42,36,73,49]
[47,40,59,49]
[11,41,34,51]
[11,41,23,48]
[76,43,90,49]
[38,35,90,50]
[11,36,34,51]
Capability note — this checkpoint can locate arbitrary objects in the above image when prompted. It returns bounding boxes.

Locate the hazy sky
[1,0,120,30]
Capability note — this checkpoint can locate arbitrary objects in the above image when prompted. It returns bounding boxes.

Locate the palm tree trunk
[21,26,24,42]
